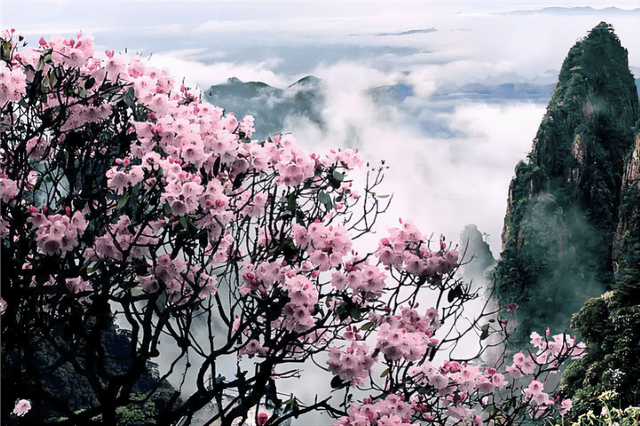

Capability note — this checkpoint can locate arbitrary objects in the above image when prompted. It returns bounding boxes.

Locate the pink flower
[65,277,92,294]
[526,380,544,397]
[257,413,269,426]
[331,271,347,290]
[12,399,31,416]
[520,355,537,375]
[138,275,159,293]
[239,339,267,359]
[429,373,448,389]
[513,351,526,366]
[477,379,495,394]
[571,342,587,360]
[491,373,508,388]
[506,364,523,378]
[0,177,19,203]
[106,169,130,194]
[559,398,572,415]
[530,331,544,349]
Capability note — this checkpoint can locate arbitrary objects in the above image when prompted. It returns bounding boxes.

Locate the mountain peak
[287,75,323,89]
[494,21,639,349]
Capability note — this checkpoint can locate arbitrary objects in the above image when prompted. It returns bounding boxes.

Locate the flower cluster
[327,340,377,386]
[281,275,319,333]
[376,219,459,282]
[293,221,352,272]
[375,307,441,362]
[238,339,268,359]
[335,394,416,426]
[151,254,218,305]
[240,260,286,296]
[27,207,88,256]
[87,215,158,261]
[0,58,27,103]
[0,175,19,205]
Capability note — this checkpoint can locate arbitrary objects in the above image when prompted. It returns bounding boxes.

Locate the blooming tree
[1,29,586,426]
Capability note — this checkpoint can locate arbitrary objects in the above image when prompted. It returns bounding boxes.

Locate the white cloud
[281,61,545,257]
[145,52,289,90]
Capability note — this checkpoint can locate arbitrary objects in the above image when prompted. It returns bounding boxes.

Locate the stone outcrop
[612,129,640,271]
[494,22,640,343]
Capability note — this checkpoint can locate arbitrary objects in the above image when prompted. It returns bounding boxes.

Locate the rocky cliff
[494,22,640,343]
[560,128,640,418]
[612,130,640,271]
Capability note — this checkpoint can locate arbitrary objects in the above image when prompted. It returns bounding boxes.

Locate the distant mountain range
[203,76,326,140]
[506,6,640,15]
[204,73,640,141]
[374,28,437,36]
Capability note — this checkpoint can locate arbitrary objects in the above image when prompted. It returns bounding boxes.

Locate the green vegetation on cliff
[559,128,640,418]
[494,22,639,350]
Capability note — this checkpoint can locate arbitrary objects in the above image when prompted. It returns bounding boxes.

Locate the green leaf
[332,170,344,182]
[447,285,463,302]
[36,56,45,72]
[49,70,58,88]
[303,178,313,190]
[232,172,246,189]
[179,216,188,230]
[330,375,345,389]
[85,76,96,90]
[480,323,490,340]
[360,321,374,331]
[318,191,332,210]
[124,86,136,107]
[116,193,129,209]
[350,306,362,320]
[286,193,297,212]
[198,231,209,248]
[1,40,12,61]
[380,368,389,378]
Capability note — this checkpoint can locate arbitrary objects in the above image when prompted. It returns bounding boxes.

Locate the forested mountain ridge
[493,21,640,417]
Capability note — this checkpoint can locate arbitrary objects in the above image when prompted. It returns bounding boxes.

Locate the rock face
[612,130,640,271]
[459,224,496,286]
[494,22,640,343]
[560,135,640,417]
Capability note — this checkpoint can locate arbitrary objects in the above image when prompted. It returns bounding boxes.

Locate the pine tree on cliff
[493,22,639,346]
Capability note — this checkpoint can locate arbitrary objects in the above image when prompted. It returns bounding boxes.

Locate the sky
[2,2,640,424]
